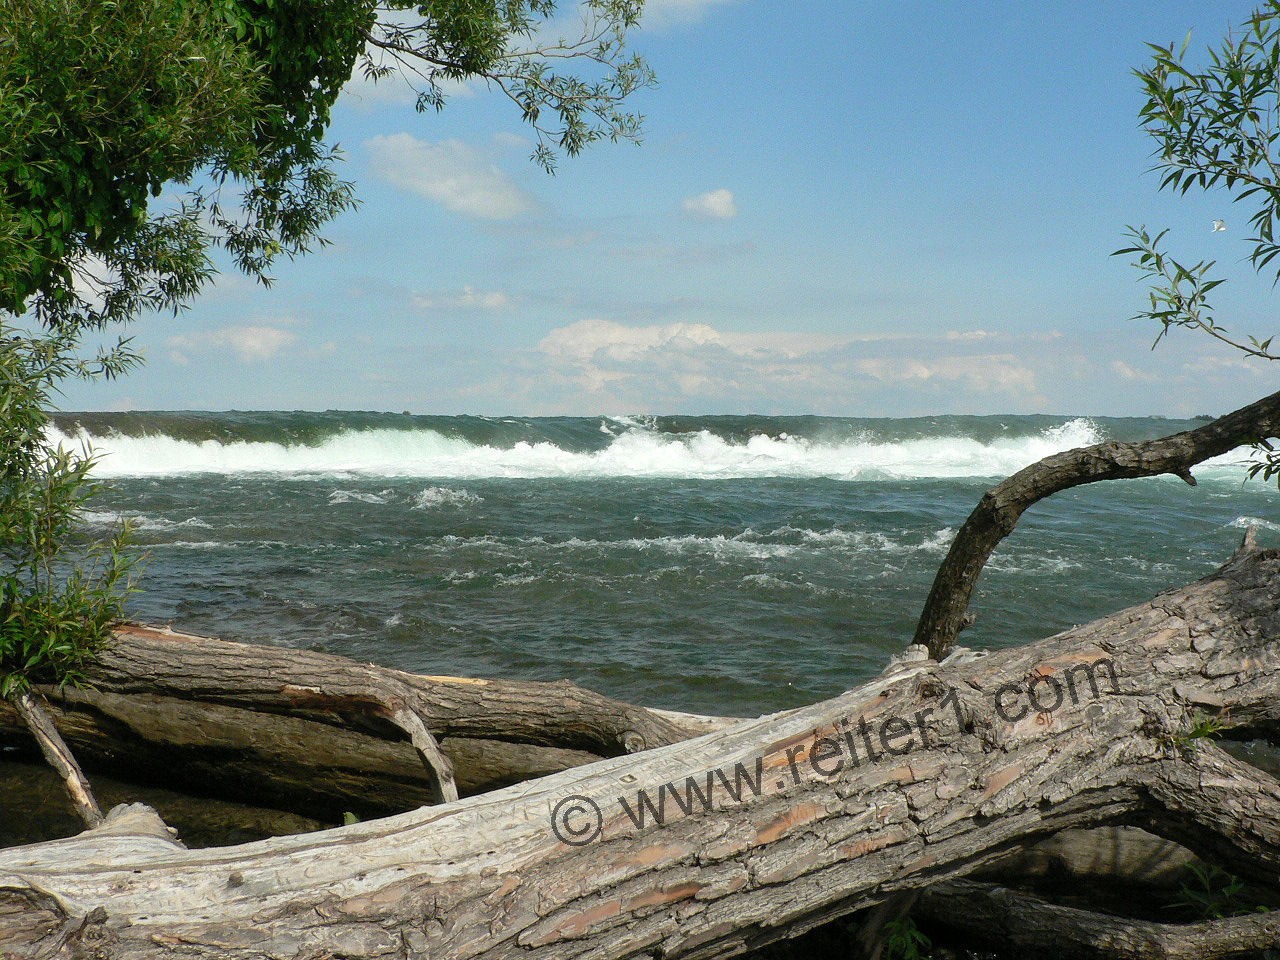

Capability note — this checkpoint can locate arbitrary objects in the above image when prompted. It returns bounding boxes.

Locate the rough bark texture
[100,623,713,755]
[2,543,1277,959]
[912,387,1280,658]
[0,624,731,819]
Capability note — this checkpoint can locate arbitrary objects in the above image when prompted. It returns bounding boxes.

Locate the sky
[62,0,1280,417]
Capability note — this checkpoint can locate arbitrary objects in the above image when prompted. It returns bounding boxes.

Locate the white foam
[419,527,957,562]
[412,486,483,509]
[1228,515,1280,533]
[328,489,392,505]
[45,419,1127,481]
[80,510,211,531]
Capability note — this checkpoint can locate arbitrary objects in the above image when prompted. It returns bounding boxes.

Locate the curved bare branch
[912,388,1280,659]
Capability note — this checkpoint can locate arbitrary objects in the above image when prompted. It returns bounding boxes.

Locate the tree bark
[0,625,732,820]
[912,387,1280,659]
[2,542,1277,960]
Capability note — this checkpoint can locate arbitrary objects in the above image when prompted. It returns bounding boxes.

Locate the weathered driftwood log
[99,623,709,754]
[0,624,727,819]
[913,387,1280,658]
[0,625,727,818]
[2,542,1277,959]
[0,688,603,818]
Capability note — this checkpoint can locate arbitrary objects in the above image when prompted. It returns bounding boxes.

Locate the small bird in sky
[1212,219,1227,232]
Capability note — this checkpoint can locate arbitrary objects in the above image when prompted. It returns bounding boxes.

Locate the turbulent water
[49,411,1278,717]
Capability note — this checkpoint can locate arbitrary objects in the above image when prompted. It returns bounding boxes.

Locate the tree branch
[11,690,103,829]
[912,388,1280,659]
[918,879,1280,960]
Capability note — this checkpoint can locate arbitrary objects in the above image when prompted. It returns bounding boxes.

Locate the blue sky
[64,0,1280,416]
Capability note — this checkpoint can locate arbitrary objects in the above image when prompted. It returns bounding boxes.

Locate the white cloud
[642,0,743,29]
[67,252,115,314]
[534,318,1040,410]
[682,188,738,220]
[340,9,476,111]
[853,355,1037,393]
[340,69,418,110]
[167,325,298,364]
[1181,353,1272,375]
[538,318,840,366]
[413,286,512,311]
[365,133,534,220]
[1110,360,1155,382]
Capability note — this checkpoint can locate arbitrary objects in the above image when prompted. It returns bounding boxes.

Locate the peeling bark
[1,545,1277,959]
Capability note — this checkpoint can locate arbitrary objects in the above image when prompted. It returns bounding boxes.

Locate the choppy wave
[412,486,483,509]
[47,415,1118,480]
[81,510,212,531]
[1228,515,1280,532]
[328,489,393,505]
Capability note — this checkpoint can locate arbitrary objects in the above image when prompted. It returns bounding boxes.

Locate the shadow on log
[1,540,1278,958]
[0,625,732,820]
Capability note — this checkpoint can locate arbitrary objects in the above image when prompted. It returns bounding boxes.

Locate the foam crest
[49,418,1111,480]
[80,510,212,531]
[413,487,483,509]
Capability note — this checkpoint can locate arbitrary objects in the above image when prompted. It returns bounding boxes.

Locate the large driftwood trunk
[2,543,1278,959]
[0,624,728,818]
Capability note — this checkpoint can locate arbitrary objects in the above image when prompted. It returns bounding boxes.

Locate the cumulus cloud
[341,8,476,110]
[167,325,298,364]
[340,70,418,110]
[67,252,115,314]
[533,318,1041,411]
[365,133,534,220]
[413,286,511,311]
[539,318,841,365]
[682,188,738,220]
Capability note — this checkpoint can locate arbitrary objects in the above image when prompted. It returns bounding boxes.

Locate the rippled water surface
[54,412,1279,717]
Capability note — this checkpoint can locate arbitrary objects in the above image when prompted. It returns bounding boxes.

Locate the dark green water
[50,411,1278,717]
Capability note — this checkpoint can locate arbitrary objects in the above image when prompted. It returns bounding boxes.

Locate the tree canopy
[1,0,652,340]
[0,0,653,697]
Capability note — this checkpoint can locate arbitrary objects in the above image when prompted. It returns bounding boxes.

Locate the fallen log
[2,540,1278,959]
[0,625,730,818]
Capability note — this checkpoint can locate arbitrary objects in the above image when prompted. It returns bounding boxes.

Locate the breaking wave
[47,416,1112,480]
